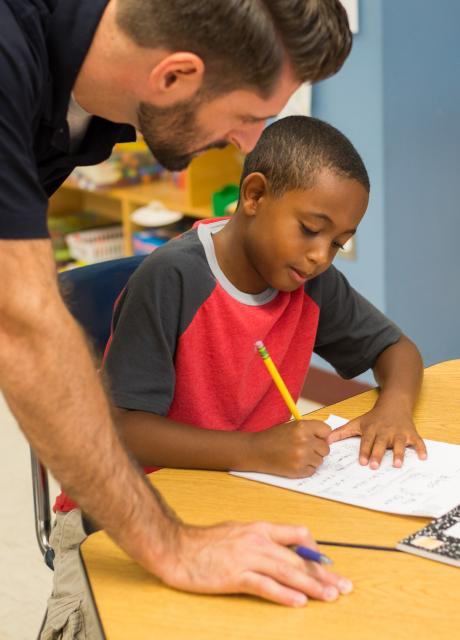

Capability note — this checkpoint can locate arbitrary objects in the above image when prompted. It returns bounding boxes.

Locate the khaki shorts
[39,509,102,640]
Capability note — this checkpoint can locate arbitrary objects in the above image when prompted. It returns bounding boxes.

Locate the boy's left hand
[327,407,427,469]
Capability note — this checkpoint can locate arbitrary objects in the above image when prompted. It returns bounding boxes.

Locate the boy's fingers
[358,429,375,465]
[327,420,361,444]
[412,433,428,460]
[392,434,408,467]
[313,436,330,457]
[368,436,388,469]
[309,421,332,439]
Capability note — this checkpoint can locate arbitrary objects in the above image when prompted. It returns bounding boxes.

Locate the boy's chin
[275,281,306,293]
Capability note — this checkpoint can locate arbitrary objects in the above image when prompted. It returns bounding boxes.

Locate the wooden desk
[81,360,460,640]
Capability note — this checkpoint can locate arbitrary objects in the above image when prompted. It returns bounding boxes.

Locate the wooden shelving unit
[48,145,243,255]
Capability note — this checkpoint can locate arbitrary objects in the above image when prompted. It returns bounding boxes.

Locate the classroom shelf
[48,145,243,256]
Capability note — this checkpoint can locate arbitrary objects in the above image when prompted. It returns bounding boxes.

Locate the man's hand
[157,521,352,607]
[328,407,427,469]
[250,420,331,478]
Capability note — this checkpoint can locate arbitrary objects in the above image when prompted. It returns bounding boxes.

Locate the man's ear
[147,52,205,105]
[240,173,269,217]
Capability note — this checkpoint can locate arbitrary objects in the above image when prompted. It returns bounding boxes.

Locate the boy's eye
[300,223,346,251]
[300,223,318,237]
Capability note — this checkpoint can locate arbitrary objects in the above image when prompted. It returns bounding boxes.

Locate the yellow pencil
[255,340,303,421]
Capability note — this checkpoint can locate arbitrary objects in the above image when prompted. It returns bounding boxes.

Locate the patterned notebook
[396,504,460,568]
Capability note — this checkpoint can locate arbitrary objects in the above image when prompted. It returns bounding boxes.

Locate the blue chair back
[59,255,145,353]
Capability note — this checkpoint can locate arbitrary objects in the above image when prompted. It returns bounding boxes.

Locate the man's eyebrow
[302,211,357,235]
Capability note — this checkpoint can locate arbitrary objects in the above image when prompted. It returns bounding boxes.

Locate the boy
[49,117,425,638]
[101,115,427,476]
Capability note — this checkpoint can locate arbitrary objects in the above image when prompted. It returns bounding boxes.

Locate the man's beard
[137,96,227,171]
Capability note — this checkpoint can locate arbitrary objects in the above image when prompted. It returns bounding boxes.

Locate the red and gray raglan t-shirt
[54,218,401,512]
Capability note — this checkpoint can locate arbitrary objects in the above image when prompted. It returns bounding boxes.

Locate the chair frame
[31,451,55,569]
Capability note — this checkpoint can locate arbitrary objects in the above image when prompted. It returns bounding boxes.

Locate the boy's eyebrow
[305,212,357,235]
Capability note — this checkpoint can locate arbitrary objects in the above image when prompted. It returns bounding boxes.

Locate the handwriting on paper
[231,415,460,517]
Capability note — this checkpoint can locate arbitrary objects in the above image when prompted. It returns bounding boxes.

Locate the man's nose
[228,122,266,153]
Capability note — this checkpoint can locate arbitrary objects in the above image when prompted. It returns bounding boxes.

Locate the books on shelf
[396,504,460,568]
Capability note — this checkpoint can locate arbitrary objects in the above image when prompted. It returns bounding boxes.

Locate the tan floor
[0,394,321,640]
[0,393,59,640]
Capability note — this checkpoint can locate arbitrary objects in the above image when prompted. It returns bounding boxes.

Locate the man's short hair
[116,0,352,97]
[240,116,370,195]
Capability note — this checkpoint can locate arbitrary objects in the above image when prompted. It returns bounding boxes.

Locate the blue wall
[313,0,385,309]
[311,0,460,378]
[382,0,460,365]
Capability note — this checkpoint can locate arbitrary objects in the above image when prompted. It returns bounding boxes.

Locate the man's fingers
[257,528,353,598]
[241,558,340,604]
[242,525,352,600]
[240,572,309,607]
[263,523,318,550]
[304,559,354,595]
[165,521,354,607]
[327,421,361,444]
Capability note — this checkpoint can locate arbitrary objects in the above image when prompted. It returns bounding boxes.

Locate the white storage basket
[65,225,125,263]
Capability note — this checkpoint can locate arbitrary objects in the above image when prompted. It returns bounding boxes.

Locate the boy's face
[241,169,369,293]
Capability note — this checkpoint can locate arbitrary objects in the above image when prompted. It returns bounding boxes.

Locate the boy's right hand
[250,420,331,478]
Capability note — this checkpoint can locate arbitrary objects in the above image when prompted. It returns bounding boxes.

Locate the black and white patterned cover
[397,504,460,567]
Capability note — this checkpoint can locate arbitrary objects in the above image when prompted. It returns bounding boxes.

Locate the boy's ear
[240,173,269,216]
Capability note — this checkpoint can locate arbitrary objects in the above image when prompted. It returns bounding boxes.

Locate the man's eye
[333,241,345,250]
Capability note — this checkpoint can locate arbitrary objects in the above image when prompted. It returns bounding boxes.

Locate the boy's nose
[307,243,330,268]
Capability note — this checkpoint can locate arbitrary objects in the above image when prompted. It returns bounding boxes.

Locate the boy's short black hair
[240,116,370,196]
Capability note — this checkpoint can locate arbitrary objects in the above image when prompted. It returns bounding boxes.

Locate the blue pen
[292,545,333,565]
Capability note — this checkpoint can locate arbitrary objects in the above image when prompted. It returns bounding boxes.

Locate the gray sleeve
[312,266,402,379]
[103,254,183,415]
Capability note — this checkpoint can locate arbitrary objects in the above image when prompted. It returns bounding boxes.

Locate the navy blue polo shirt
[0,0,135,239]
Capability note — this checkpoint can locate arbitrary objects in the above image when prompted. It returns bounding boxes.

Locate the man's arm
[0,238,352,605]
[329,335,426,468]
[0,239,179,565]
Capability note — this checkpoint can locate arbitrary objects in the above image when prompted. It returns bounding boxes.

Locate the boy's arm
[328,335,427,468]
[116,408,331,478]
[116,408,253,469]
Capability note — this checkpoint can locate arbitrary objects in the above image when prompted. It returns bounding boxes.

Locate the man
[0,0,352,614]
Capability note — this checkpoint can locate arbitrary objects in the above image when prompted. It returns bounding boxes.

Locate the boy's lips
[289,266,311,283]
